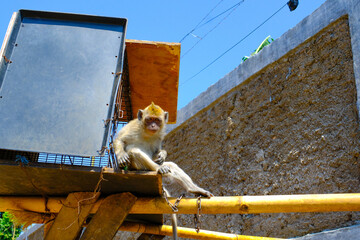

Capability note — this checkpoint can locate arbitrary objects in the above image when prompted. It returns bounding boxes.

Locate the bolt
[240,204,249,212]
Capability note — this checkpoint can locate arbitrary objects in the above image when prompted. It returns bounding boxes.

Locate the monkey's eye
[145,117,162,125]
[154,118,162,124]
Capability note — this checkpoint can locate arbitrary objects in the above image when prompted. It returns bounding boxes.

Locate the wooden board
[0,161,162,197]
[125,40,180,124]
[0,161,163,224]
[80,193,137,240]
[45,192,100,240]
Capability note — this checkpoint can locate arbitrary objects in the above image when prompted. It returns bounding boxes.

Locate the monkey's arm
[113,137,130,168]
[125,148,170,174]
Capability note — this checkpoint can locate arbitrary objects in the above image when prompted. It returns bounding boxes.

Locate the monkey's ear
[164,111,169,123]
[138,109,144,121]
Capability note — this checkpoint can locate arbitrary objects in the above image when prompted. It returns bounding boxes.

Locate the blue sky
[1,0,326,110]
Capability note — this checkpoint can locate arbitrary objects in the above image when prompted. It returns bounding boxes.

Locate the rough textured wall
[164,15,360,238]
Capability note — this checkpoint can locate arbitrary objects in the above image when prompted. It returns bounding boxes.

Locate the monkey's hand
[116,151,130,168]
[154,150,167,165]
[157,165,171,175]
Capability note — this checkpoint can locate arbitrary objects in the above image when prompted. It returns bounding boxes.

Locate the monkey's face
[138,102,169,135]
[144,116,162,134]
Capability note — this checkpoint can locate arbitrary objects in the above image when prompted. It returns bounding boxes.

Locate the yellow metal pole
[0,193,360,214]
[119,222,285,240]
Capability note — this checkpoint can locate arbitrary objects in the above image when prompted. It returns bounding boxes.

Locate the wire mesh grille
[0,119,128,168]
[37,152,111,167]
[0,149,39,162]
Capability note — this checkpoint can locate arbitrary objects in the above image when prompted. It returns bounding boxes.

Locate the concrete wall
[163,0,360,239]
[294,224,360,240]
[167,0,360,133]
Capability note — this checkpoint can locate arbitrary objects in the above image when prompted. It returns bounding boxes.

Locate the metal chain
[162,187,185,212]
[194,196,202,233]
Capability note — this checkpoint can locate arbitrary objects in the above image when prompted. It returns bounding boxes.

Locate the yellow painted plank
[80,193,137,240]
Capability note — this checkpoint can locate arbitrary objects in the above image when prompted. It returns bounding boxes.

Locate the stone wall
[163,15,360,239]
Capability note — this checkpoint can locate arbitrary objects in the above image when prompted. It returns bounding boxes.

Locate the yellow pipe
[119,222,284,240]
[0,193,360,214]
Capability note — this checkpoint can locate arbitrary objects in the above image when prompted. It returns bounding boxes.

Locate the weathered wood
[43,222,53,238]
[45,192,100,240]
[0,162,162,196]
[125,40,180,124]
[80,193,137,240]
[0,162,163,225]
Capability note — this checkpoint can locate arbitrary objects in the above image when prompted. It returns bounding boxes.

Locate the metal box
[0,10,127,156]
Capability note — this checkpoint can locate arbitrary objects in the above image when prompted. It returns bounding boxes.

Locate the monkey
[113,102,213,197]
[113,102,213,239]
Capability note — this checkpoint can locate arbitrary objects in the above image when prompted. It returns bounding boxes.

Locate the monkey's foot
[158,165,171,175]
[190,189,214,198]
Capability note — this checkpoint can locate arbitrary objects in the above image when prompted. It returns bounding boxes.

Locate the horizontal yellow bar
[120,222,284,240]
[0,193,359,214]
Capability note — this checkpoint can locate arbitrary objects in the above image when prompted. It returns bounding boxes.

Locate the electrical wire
[181,1,242,59]
[181,2,288,86]
[196,0,245,30]
[179,0,225,43]
[179,0,246,44]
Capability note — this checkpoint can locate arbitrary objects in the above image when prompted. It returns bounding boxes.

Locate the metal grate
[0,121,128,168]
[37,121,128,167]
[37,152,110,167]
[0,148,112,167]
[0,149,39,162]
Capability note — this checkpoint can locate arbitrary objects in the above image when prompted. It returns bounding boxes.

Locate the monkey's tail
[171,213,178,240]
